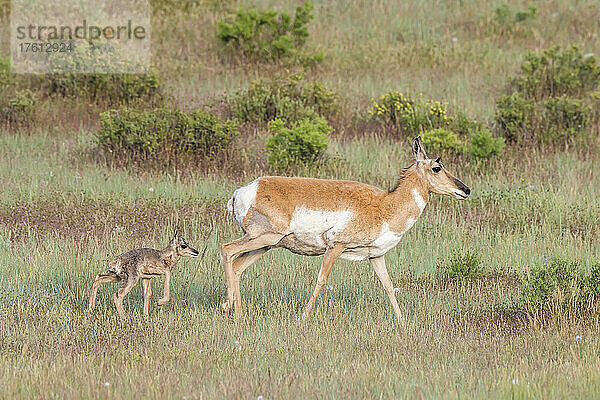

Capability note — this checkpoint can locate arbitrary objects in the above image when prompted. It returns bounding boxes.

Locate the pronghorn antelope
[88,234,199,318]
[221,136,470,323]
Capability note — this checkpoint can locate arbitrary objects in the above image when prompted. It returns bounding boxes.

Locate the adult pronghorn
[221,136,470,324]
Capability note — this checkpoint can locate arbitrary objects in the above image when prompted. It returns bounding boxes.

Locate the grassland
[1,0,600,398]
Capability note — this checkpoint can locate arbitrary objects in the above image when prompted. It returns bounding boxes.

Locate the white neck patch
[412,188,426,214]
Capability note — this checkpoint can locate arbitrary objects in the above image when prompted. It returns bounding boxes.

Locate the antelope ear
[413,136,428,162]
[173,228,179,240]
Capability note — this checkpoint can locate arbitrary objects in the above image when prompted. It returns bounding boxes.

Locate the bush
[216,2,322,65]
[370,91,429,135]
[229,72,337,124]
[46,41,160,103]
[442,248,484,281]
[6,89,37,120]
[542,96,591,140]
[494,4,537,26]
[371,91,504,160]
[468,127,505,160]
[512,46,600,100]
[98,108,239,163]
[521,258,600,312]
[495,92,534,142]
[421,128,460,153]
[266,117,331,169]
[496,45,600,143]
[47,73,160,103]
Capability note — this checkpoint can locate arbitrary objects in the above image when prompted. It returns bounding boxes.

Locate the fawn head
[412,136,470,199]
[169,233,199,258]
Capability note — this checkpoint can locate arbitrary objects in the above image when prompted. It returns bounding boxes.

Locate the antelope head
[412,136,471,199]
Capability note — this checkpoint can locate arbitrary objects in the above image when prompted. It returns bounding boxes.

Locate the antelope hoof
[157,297,169,306]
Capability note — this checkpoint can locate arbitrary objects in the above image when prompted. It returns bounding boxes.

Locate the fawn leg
[158,270,171,306]
[142,278,152,316]
[113,276,138,319]
[370,255,405,326]
[302,243,346,320]
[88,273,119,311]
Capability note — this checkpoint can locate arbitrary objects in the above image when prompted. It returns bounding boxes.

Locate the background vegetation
[0,0,599,398]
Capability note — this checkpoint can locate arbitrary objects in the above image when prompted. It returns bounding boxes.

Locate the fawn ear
[413,136,428,162]
[173,228,179,240]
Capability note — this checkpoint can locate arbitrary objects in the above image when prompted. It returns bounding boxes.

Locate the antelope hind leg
[221,233,283,315]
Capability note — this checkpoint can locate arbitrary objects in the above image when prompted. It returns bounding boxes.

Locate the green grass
[1,128,599,398]
[1,0,600,397]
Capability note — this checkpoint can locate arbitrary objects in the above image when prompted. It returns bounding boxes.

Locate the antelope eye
[432,166,442,173]
[180,244,188,249]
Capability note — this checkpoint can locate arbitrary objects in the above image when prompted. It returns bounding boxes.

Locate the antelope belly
[285,206,353,252]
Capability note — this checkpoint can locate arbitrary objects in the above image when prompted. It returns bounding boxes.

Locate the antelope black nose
[464,187,471,195]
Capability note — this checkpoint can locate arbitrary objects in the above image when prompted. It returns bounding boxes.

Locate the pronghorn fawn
[88,234,199,318]
[221,136,470,324]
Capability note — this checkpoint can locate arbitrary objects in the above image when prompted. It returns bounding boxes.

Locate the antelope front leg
[158,270,171,306]
[302,243,345,320]
[369,255,405,326]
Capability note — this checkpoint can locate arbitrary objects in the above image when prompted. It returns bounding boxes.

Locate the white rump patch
[412,188,426,214]
[230,179,259,227]
[289,207,353,249]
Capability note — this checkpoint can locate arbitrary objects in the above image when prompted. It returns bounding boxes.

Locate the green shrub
[468,126,505,160]
[370,91,428,135]
[512,46,600,100]
[216,2,321,65]
[519,258,600,312]
[496,45,600,143]
[371,91,504,160]
[47,73,159,103]
[421,128,460,153]
[542,96,591,140]
[46,41,160,103]
[495,92,534,143]
[266,117,331,169]
[494,4,537,26]
[98,108,239,163]
[229,72,337,124]
[7,89,36,116]
[442,248,484,281]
